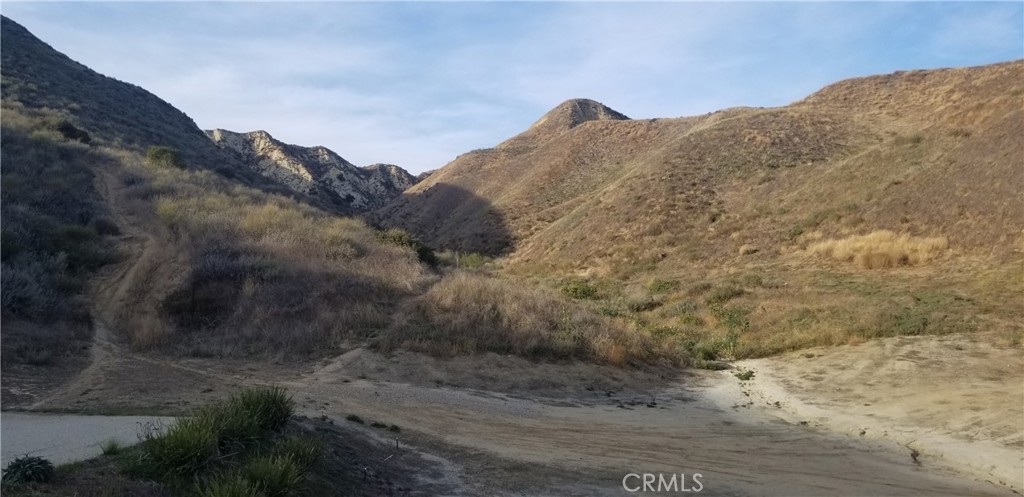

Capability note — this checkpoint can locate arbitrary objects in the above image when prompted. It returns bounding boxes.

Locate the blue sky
[2,2,1022,174]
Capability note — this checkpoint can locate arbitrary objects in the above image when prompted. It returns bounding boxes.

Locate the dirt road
[280,347,1019,497]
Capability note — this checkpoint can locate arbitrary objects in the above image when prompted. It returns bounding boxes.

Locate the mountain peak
[529,98,629,131]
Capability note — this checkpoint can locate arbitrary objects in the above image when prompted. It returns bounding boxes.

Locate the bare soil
[13,326,1019,496]
[728,333,1023,492]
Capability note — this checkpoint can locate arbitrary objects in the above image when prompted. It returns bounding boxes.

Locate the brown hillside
[373,61,1024,268]
[373,61,1024,359]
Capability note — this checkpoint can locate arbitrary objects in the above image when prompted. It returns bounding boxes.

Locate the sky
[2,2,1022,174]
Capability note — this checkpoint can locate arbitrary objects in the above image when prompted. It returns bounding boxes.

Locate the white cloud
[3,2,1021,174]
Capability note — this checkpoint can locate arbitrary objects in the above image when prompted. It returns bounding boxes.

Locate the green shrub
[272,437,323,468]
[704,285,745,305]
[144,416,220,478]
[146,145,186,170]
[458,252,489,269]
[345,414,364,424]
[712,305,751,333]
[2,455,55,485]
[888,306,929,336]
[679,312,705,326]
[376,227,419,248]
[647,278,679,294]
[51,119,91,144]
[626,296,662,313]
[375,227,437,265]
[240,454,304,497]
[230,386,294,432]
[140,387,297,480]
[101,438,125,455]
[196,404,263,454]
[196,475,263,497]
[561,280,597,299]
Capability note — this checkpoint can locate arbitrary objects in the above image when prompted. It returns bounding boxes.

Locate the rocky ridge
[207,129,417,212]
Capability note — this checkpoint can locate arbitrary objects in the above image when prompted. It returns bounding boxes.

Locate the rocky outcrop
[207,129,417,212]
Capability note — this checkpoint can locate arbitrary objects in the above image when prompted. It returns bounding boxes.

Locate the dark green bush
[240,454,304,497]
[2,455,55,485]
[146,145,186,170]
[272,437,324,468]
[230,386,294,432]
[1,117,115,327]
[561,280,597,299]
[144,416,220,478]
[375,227,436,265]
[140,386,296,480]
[52,119,91,144]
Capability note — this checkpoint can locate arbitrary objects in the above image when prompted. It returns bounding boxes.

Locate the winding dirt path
[26,160,235,411]
[278,348,1018,497]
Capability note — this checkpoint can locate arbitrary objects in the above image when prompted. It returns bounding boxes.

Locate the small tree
[146,146,186,170]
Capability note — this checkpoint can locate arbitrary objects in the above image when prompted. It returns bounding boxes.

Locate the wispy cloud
[3,2,1021,173]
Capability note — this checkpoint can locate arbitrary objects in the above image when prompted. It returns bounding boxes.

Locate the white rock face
[206,129,417,212]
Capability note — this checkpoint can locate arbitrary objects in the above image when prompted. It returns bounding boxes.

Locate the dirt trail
[279,346,1019,497]
[89,162,183,334]
[24,162,237,411]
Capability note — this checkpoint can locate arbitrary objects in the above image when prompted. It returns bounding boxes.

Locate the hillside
[0,16,433,401]
[373,64,1023,265]
[207,129,416,213]
[373,61,1024,359]
[0,17,237,172]
[2,16,660,409]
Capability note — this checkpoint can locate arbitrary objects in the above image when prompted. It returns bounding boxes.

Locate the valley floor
[3,327,1020,496]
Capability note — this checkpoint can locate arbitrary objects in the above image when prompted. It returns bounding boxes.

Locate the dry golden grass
[808,230,948,269]
[103,149,433,359]
[377,272,665,365]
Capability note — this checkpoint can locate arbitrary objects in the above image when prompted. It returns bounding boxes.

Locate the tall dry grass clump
[809,230,948,269]
[377,272,661,365]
